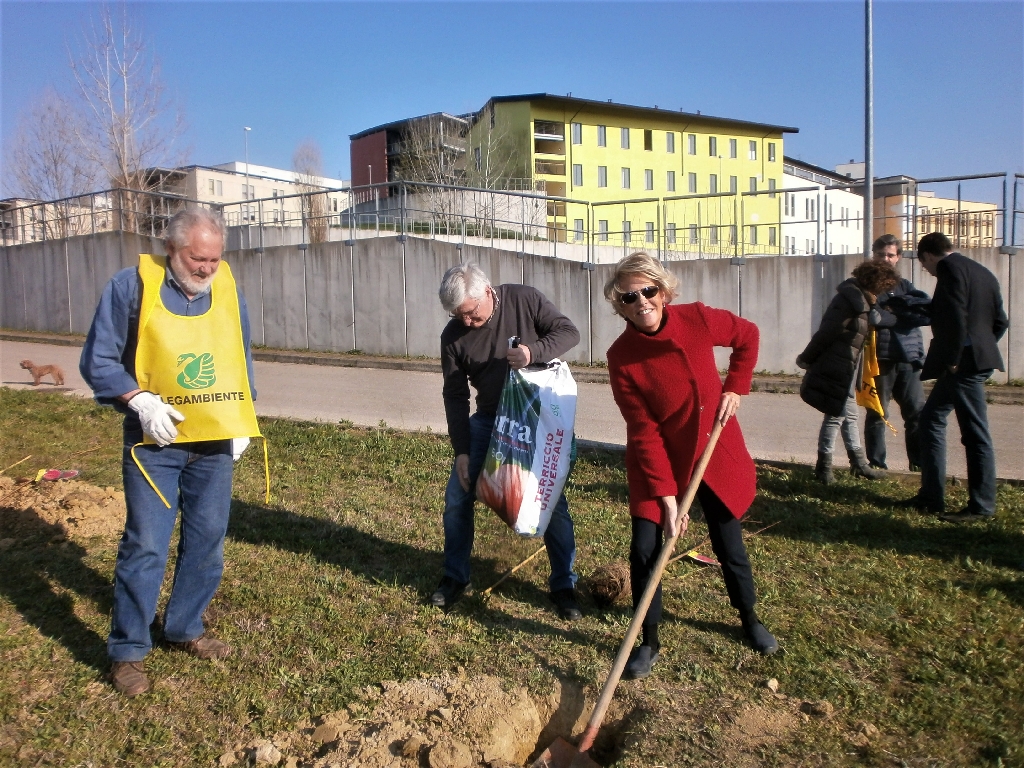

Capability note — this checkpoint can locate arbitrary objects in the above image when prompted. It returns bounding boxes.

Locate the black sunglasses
[619,285,659,304]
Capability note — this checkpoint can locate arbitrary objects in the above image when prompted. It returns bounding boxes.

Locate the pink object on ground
[39,469,80,482]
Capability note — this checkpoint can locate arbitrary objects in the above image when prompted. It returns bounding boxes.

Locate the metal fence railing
[3,172,1019,262]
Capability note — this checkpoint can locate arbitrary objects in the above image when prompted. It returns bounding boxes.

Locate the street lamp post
[244,126,252,222]
[863,0,874,257]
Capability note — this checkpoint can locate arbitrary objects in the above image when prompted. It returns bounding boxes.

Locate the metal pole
[1013,177,1020,246]
[1001,178,1008,248]
[863,0,874,258]
[824,192,829,256]
[244,126,251,224]
[956,182,962,249]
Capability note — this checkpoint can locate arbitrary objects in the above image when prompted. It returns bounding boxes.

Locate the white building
[782,157,864,256]
[144,162,348,227]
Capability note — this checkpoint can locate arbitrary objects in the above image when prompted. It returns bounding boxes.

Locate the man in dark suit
[901,232,1008,521]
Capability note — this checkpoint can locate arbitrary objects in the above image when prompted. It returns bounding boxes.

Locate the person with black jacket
[899,233,1009,522]
[865,235,931,470]
[797,260,899,484]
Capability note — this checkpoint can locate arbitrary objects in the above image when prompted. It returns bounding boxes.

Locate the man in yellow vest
[80,207,261,696]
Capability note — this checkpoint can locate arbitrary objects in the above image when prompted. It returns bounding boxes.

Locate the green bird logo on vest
[176,352,216,390]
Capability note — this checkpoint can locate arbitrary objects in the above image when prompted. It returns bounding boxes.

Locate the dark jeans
[442,412,577,592]
[109,436,234,662]
[630,483,756,647]
[865,360,925,469]
[918,348,996,515]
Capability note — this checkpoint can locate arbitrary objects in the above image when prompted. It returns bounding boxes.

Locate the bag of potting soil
[476,344,578,537]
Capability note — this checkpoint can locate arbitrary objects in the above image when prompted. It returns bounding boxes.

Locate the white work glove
[231,437,251,462]
[128,391,184,446]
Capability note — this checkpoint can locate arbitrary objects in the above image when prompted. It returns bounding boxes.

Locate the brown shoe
[171,634,232,660]
[111,661,151,696]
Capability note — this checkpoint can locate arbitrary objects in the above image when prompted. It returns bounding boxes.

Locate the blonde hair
[603,252,678,314]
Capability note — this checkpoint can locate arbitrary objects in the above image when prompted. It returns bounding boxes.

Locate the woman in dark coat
[797,260,900,483]
[605,252,778,680]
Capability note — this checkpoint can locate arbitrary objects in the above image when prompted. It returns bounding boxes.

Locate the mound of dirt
[718,703,800,766]
[223,674,592,768]
[0,475,125,541]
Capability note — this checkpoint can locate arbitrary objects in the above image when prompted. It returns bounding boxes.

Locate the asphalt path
[3,340,1022,480]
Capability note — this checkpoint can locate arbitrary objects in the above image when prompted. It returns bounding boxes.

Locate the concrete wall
[2,233,1020,382]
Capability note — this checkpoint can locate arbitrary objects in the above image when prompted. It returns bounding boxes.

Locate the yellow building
[466,94,798,255]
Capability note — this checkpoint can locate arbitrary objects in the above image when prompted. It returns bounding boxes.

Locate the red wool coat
[607,302,759,523]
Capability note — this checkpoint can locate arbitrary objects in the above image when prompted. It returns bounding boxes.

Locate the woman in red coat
[605,252,778,679]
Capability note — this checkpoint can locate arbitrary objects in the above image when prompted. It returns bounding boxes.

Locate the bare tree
[69,4,185,192]
[6,87,96,203]
[391,114,472,230]
[293,139,328,243]
[4,88,100,238]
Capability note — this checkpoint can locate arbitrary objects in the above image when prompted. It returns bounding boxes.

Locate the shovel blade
[530,737,601,768]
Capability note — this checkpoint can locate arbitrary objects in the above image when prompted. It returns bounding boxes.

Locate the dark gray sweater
[441,284,580,456]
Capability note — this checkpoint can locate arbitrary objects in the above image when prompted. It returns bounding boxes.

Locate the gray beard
[169,258,214,297]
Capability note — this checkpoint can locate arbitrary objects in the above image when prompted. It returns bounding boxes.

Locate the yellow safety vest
[132,253,269,506]
[855,329,897,435]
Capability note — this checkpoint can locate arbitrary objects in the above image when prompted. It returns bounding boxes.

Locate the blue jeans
[443,413,578,592]
[817,383,863,461]
[109,436,234,662]
[918,349,996,515]
[865,360,925,469]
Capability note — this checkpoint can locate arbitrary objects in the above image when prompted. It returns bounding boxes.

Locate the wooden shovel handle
[576,420,725,753]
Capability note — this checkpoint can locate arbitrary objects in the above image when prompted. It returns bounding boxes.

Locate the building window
[749,140,757,160]
[598,220,609,241]
[768,142,776,162]
[208,179,215,194]
[216,180,223,196]
[729,176,737,194]
[689,224,698,244]
[666,170,676,192]
[644,169,653,191]
[272,188,279,199]
[572,164,583,187]
[730,138,737,158]
[474,147,482,171]
[709,174,718,194]
[710,225,719,245]
[645,221,655,242]
[644,129,653,151]
[571,122,582,145]
[749,225,758,246]
[709,136,717,157]
[666,222,677,243]
[489,103,495,129]
[597,166,608,188]
[574,218,584,241]
[768,178,776,198]
[666,132,675,153]
[688,134,696,155]
[768,226,777,246]
[623,221,632,242]
[621,127,630,149]
[273,210,280,223]
[621,167,630,189]
[688,172,697,193]
[597,125,607,147]
[749,177,757,193]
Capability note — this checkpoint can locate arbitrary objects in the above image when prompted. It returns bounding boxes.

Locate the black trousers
[630,482,757,646]
[864,360,925,469]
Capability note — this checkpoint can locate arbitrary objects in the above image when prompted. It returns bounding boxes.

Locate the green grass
[1,387,1022,767]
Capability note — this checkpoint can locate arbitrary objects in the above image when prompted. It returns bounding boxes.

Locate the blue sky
[2,1,1022,200]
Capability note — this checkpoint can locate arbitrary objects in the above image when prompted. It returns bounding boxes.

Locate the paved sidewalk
[3,339,1022,480]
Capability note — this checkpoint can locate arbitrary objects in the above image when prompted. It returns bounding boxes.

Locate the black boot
[814,452,835,485]
[848,448,885,480]
[740,610,779,656]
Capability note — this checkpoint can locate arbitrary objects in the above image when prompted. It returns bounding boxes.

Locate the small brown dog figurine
[20,360,65,386]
